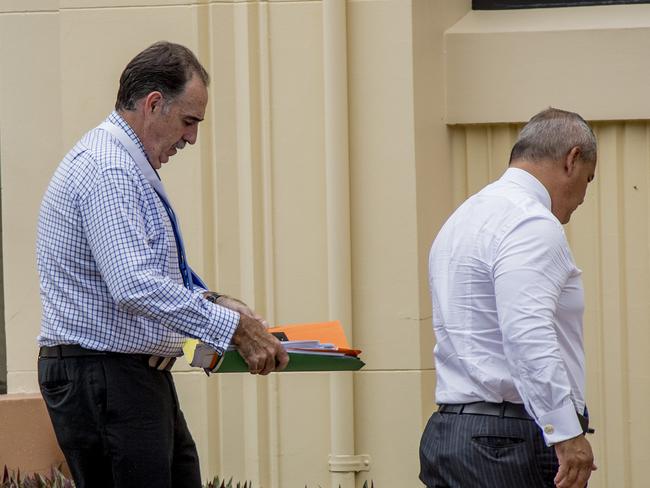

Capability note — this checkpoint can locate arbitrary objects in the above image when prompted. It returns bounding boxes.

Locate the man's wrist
[537,402,584,446]
[203,291,223,304]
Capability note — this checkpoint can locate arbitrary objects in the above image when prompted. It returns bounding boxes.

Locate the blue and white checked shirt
[37,112,239,356]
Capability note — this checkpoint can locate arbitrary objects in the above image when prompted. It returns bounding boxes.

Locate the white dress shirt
[429,167,585,445]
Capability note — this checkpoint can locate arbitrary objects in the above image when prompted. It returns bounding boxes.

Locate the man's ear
[565,146,581,176]
[143,91,164,115]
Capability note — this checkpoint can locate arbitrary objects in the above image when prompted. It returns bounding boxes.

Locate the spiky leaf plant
[4,465,373,488]
[203,477,253,488]
[2,466,74,488]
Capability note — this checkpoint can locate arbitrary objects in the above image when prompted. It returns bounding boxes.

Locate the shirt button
[544,424,555,435]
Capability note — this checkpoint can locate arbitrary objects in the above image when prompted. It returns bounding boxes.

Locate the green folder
[216,350,365,373]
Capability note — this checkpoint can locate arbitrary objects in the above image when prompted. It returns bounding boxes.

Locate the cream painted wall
[0,1,466,486]
[446,4,650,124]
[6,1,646,488]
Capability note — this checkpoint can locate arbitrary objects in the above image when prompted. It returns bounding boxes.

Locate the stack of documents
[184,321,365,373]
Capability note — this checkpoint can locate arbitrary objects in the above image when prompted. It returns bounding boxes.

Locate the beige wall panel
[201,373,273,485]
[0,11,62,391]
[411,0,470,367]
[446,5,650,124]
[275,372,334,488]
[0,1,57,12]
[61,0,197,7]
[59,5,211,280]
[617,124,650,487]
[348,0,421,371]
[450,121,650,488]
[208,2,270,309]
[355,370,435,488]
[207,4,242,295]
[267,1,329,324]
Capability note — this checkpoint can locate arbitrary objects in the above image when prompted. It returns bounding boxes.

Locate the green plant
[1,466,73,488]
[204,478,253,488]
[3,465,374,488]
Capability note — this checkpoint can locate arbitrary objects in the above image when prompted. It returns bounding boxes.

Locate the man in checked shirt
[36,41,288,488]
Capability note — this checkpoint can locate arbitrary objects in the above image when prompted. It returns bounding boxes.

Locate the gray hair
[509,108,597,165]
[115,41,209,111]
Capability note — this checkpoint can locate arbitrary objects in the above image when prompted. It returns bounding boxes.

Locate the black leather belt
[38,344,176,372]
[439,401,532,420]
[438,401,593,435]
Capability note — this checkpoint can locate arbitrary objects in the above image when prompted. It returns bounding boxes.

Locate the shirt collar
[107,111,148,159]
[500,167,552,211]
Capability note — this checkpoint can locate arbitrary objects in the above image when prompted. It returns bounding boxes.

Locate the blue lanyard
[99,120,201,290]
[154,192,193,289]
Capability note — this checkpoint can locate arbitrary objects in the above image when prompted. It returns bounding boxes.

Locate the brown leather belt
[438,401,593,434]
[38,344,176,372]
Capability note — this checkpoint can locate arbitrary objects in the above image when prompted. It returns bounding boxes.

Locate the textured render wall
[0,1,467,486]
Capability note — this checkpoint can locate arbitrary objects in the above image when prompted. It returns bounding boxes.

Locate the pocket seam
[471,435,525,449]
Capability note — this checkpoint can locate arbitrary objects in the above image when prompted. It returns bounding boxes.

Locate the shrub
[3,466,374,488]
[204,478,252,488]
[1,466,73,488]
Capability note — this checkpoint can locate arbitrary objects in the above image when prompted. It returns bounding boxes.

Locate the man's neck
[510,158,563,221]
[117,109,144,142]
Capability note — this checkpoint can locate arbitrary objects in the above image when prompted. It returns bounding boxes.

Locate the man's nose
[185,126,198,145]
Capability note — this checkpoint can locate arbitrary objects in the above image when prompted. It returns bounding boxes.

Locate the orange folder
[268,320,361,356]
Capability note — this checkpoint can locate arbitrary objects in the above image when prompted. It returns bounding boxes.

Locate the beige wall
[0,1,465,486]
[2,1,648,487]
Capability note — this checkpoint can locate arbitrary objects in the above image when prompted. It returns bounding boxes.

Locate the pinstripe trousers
[419,411,558,487]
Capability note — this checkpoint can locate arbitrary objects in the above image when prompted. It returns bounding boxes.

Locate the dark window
[474,0,650,9]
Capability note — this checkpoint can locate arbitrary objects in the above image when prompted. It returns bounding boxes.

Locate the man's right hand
[231,314,289,375]
[553,434,597,488]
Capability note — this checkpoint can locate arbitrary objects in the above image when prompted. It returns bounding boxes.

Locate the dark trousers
[419,411,559,488]
[38,353,201,488]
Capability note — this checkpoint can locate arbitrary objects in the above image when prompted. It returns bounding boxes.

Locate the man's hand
[554,434,597,488]
[203,292,269,327]
[231,314,289,375]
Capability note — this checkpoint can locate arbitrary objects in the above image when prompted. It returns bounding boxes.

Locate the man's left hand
[554,434,597,488]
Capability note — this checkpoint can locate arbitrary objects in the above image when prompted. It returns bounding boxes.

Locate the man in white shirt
[420,108,597,488]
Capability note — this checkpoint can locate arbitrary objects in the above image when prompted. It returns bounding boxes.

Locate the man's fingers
[233,317,287,375]
[254,314,270,328]
[554,461,568,484]
[275,347,290,371]
[555,463,593,488]
[554,434,594,488]
[555,465,587,487]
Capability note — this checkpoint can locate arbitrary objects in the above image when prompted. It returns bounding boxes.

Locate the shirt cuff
[201,303,240,354]
[536,402,584,446]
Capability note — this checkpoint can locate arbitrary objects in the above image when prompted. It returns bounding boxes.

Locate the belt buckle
[148,356,176,371]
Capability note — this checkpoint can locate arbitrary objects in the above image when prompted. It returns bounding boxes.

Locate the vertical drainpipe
[323,1,356,488]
